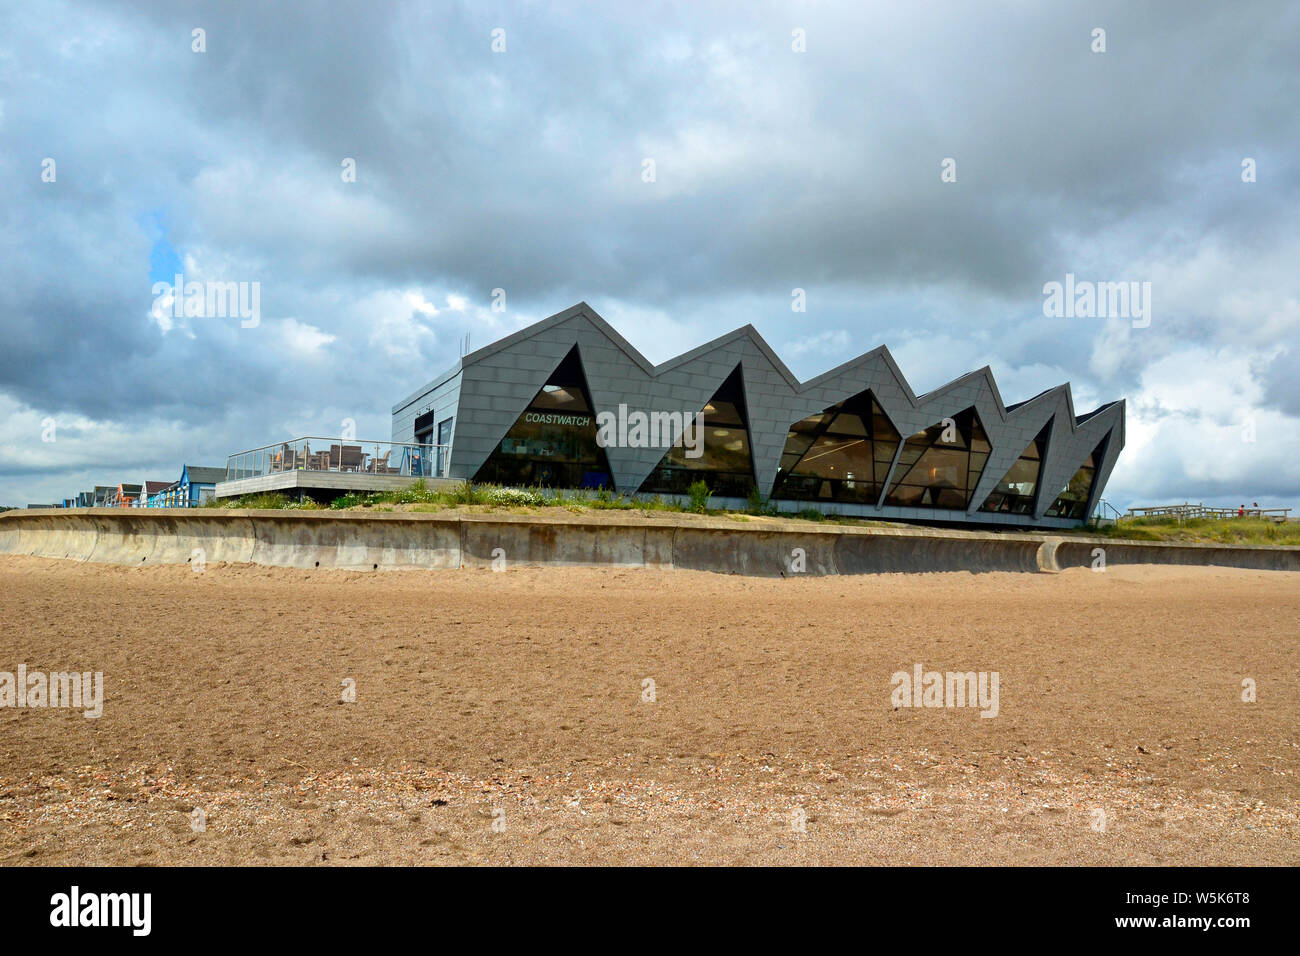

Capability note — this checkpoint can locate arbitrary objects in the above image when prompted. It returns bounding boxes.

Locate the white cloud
[1105,345,1299,507]
[784,329,850,359]
[273,318,336,356]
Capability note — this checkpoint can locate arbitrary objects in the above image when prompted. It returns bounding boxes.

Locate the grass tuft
[1085,516,1300,546]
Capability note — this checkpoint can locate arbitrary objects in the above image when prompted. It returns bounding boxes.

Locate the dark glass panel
[964,411,991,489]
[969,415,991,454]
[702,400,745,428]
[870,398,901,443]
[531,383,590,412]
[826,412,867,437]
[897,444,925,468]
[911,446,967,488]
[888,484,924,506]
[782,413,829,463]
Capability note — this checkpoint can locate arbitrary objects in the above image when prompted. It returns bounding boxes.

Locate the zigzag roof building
[392,303,1125,528]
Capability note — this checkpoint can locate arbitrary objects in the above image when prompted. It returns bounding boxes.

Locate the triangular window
[637,365,757,498]
[770,391,901,504]
[473,346,614,489]
[979,422,1052,515]
[884,407,991,510]
[1046,436,1108,520]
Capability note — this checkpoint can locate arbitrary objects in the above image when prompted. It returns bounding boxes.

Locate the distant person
[1238,505,1245,517]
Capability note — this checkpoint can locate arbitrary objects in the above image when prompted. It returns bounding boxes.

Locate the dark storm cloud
[1,0,1297,505]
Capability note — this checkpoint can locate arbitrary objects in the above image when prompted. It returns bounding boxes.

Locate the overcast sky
[2,1,1297,510]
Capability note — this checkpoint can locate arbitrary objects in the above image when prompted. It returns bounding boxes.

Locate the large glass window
[979,422,1051,515]
[770,391,901,504]
[436,417,453,477]
[884,408,990,510]
[473,347,614,489]
[1046,437,1107,520]
[637,366,757,498]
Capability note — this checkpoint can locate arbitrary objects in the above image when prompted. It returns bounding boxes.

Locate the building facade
[392,303,1125,528]
[163,465,225,507]
[106,483,142,507]
[135,481,172,507]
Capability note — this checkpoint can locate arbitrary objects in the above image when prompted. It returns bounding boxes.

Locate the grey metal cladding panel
[501,353,567,373]
[393,373,464,442]
[392,369,461,416]
[472,378,527,399]
[1088,418,1125,508]
[456,392,499,412]
[461,361,547,399]
[392,379,465,442]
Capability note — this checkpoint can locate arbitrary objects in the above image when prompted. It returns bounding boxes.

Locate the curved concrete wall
[1050,537,1300,572]
[1,510,1297,576]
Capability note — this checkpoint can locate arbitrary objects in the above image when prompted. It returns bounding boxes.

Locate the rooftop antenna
[459,332,471,358]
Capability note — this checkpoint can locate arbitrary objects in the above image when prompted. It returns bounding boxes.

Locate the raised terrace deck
[216,436,456,502]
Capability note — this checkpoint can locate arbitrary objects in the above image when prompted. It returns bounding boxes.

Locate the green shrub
[239,492,290,509]
[634,494,682,514]
[484,486,546,507]
[387,478,441,504]
[589,492,634,510]
[449,481,489,505]
[745,486,778,516]
[687,479,711,514]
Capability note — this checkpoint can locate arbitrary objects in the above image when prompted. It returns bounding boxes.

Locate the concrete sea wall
[1,509,1296,575]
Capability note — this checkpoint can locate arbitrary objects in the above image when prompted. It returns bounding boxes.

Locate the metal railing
[1124,502,1292,523]
[225,437,451,482]
[138,496,207,509]
[1091,498,1123,525]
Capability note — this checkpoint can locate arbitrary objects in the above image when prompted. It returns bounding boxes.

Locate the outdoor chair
[339,445,364,472]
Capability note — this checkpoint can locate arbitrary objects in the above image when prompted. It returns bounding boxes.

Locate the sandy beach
[1,556,1296,865]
